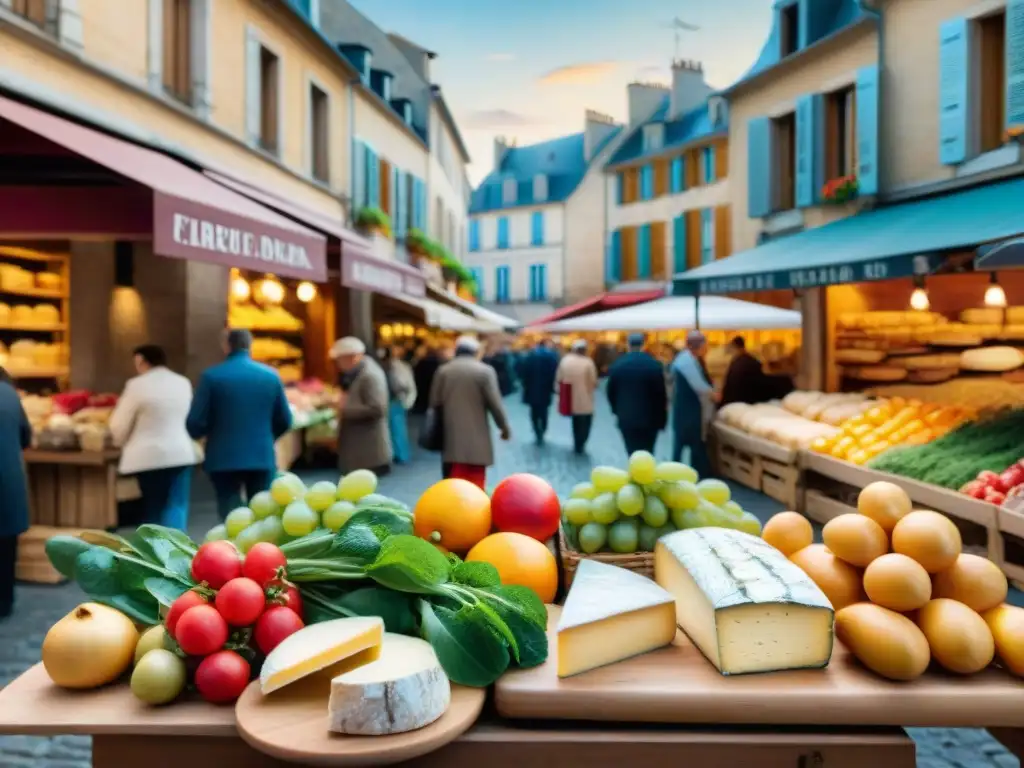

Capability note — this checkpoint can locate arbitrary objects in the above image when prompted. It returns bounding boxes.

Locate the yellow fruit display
[835,602,931,682]
[788,544,865,610]
[862,553,932,612]
[818,400,966,462]
[857,481,912,534]
[932,554,1008,613]
[761,512,813,557]
[916,599,994,675]
[821,514,888,567]
[982,604,1024,677]
[890,510,962,573]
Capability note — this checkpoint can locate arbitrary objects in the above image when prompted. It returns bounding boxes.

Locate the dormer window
[642,123,664,152]
[533,173,548,202]
[779,1,799,57]
[502,176,517,205]
[708,97,727,128]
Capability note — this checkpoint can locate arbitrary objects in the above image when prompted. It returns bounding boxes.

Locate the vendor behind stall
[721,336,795,406]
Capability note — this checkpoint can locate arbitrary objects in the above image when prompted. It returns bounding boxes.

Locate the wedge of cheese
[259,616,384,694]
[655,528,834,676]
[556,559,676,678]
[328,633,450,735]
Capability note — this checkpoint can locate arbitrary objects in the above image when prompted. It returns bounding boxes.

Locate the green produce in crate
[616,483,645,516]
[577,522,607,554]
[627,450,657,485]
[659,480,700,510]
[563,498,593,526]
[591,492,620,524]
[608,518,640,553]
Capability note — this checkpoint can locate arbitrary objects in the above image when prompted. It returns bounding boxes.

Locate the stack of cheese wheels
[763,483,1024,682]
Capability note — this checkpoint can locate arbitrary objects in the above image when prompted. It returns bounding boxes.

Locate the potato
[932,554,1008,613]
[890,510,961,573]
[835,602,931,681]
[982,603,1024,676]
[863,553,932,612]
[762,512,814,557]
[917,598,994,674]
[822,514,888,567]
[789,544,865,610]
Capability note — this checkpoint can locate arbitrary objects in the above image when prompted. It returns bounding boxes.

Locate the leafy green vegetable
[418,601,511,687]
[365,536,451,593]
[451,561,501,588]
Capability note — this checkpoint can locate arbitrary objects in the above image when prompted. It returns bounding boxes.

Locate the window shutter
[352,140,366,208]
[747,116,772,218]
[607,230,621,285]
[389,166,398,227]
[672,215,687,274]
[638,224,652,279]
[392,168,403,236]
[938,18,969,165]
[190,0,212,118]
[615,172,624,204]
[714,205,731,260]
[1007,1,1024,133]
[147,0,163,90]
[244,29,262,145]
[715,141,729,179]
[58,0,84,50]
[469,219,479,251]
[685,209,702,270]
[303,82,313,176]
[856,65,881,195]
[795,93,823,207]
[538,264,547,300]
[365,147,378,207]
[670,157,683,193]
[531,212,544,245]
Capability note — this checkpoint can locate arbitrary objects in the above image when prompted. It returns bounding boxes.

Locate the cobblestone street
[0,388,1017,767]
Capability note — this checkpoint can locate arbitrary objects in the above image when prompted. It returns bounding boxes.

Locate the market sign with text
[673,254,940,296]
[342,250,426,297]
[153,193,328,282]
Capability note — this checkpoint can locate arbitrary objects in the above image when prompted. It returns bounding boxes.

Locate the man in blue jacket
[520,339,560,444]
[187,329,292,518]
[606,333,667,455]
[671,330,716,479]
[0,367,31,618]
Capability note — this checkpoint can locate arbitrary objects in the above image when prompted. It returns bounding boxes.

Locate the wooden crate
[16,525,87,584]
[25,451,119,530]
[717,442,762,489]
[761,458,801,509]
[804,489,857,524]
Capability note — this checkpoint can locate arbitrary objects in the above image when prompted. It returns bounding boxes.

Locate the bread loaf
[907,368,959,384]
[841,366,908,382]
[898,353,962,371]
[835,348,888,364]
[961,308,1005,325]
[925,330,984,347]
[959,346,1024,372]
[1005,307,1024,325]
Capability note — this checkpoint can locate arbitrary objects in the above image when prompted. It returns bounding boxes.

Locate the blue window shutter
[498,217,509,249]
[938,18,969,165]
[703,147,716,184]
[365,147,378,207]
[607,231,621,285]
[390,166,399,231]
[638,224,651,279]
[643,166,654,199]
[531,212,544,245]
[795,93,824,207]
[856,65,881,195]
[1007,1,1024,133]
[670,157,683,193]
[747,117,772,217]
[353,140,366,208]
[538,264,547,301]
[469,220,480,251]
[673,215,686,273]
[616,173,624,204]
[413,178,425,230]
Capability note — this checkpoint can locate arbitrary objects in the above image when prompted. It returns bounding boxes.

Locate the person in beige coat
[331,337,393,475]
[556,339,599,454]
[429,335,510,489]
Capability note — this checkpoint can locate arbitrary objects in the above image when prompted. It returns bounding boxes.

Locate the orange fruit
[467,532,558,603]
[413,479,492,553]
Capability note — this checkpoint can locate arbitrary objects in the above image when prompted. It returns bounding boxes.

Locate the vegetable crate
[557,526,653,590]
[760,458,802,510]
[16,526,84,584]
[715,442,763,491]
[994,504,1024,589]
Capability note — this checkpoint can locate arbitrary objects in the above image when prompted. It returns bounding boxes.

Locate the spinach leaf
[483,584,548,629]
[280,530,338,560]
[144,577,191,608]
[349,507,413,537]
[73,548,124,597]
[79,531,134,553]
[331,521,384,563]
[418,600,510,687]
[451,561,501,588]
[316,585,418,634]
[94,593,160,626]
[136,525,198,558]
[45,536,94,580]
[129,528,193,580]
[478,586,549,668]
[365,535,450,594]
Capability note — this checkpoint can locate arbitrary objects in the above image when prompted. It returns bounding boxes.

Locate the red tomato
[214,577,266,627]
[191,542,242,589]
[274,583,303,619]
[195,650,251,704]
[165,590,207,635]
[175,604,229,656]
[1001,465,1024,490]
[489,473,561,541]
[977,471,1007,493]
[967,483,988,500]
[242,543,287,587]
[986,489,1008,505]
[253,606,304,655]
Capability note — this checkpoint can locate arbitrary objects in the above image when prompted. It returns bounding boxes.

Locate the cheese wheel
[835,348,887,365]
[959,346,1024,372]
[1006,307,1024,325]
[961,308,1005,325]
[926,330,984,347]
[835,603,930,681]
[841,366,907,382]
[931,554,1008,613]
[917,598,994,674]
[898,353,961,371]
[328,633,450,735]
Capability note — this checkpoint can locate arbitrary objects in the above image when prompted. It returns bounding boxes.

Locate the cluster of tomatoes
[165,540,304,704]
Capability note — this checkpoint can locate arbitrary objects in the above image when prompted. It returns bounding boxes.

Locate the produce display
[773,481,1020,681]
[717,401,840,449]
[868,408,1024,490]
[810,397,973,465]
[229,304,304,332]
[19,390,118,452]
[959,461,1024,506]
[866,377,1024,414]
[0,339,67,374]
[560,451,762,557]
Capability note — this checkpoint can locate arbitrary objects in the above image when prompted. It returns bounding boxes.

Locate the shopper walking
[332,337,392,475]
[0,367,31,619]
[109,345,196,530]
[380,345,416,464]
[429,335,510,489]
[520,338,559,444]
[409,343,441,448]
[670,330,716,478]
[187,329,292,518]
[606,333,667,455]
[556,339,599,454]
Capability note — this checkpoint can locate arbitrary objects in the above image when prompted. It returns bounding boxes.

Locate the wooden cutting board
[235,674,486,766]
[494,605,1024,728]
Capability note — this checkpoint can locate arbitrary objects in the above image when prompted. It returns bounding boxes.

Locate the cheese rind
[655,528,834,676]
[556,559,676,678]
[328,633,450,735]
[259,617,384,694]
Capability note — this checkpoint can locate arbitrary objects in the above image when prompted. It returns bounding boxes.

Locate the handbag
[418,406,444,452]
[558,382,572,417]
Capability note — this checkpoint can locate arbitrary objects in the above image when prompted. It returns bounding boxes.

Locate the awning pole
[694,293,701,331]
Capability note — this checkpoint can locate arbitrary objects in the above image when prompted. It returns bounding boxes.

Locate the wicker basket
[558,525,654,589]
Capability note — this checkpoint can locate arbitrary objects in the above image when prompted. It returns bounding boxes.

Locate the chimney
[670,59,713,120]
[627,82,669,127]
[584,109,619,162]
[494,136,511,171]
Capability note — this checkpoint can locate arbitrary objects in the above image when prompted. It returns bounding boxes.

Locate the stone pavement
[0,386,1017,767]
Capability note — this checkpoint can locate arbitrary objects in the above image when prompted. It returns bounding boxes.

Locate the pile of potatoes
[763,481,1024,682]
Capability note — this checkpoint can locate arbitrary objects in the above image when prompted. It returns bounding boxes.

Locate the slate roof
[606,98,726,168]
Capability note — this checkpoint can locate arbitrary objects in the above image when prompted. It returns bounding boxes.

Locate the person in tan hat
[330,336,392,475]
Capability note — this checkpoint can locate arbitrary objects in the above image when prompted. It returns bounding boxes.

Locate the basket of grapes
[559,452,763,587]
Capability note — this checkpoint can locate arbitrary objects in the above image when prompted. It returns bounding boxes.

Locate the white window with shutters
[146,0,212,118]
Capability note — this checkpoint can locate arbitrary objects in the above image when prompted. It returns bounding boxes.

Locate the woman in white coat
[109,345,197,530]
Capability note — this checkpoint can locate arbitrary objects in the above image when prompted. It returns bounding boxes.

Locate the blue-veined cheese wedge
[655,527,834,675]
[556,559,676,678]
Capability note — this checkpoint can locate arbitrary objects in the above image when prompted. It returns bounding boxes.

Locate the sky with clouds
[349,0,774,185]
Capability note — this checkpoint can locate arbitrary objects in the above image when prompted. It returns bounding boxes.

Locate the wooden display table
[712,423,802,508]
[24,449,121,531]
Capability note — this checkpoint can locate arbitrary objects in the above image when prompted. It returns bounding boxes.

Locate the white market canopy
[441,291,519,330]
[535,296,802,333]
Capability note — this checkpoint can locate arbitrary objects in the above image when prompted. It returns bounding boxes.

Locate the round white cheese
[328,633,450,736]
